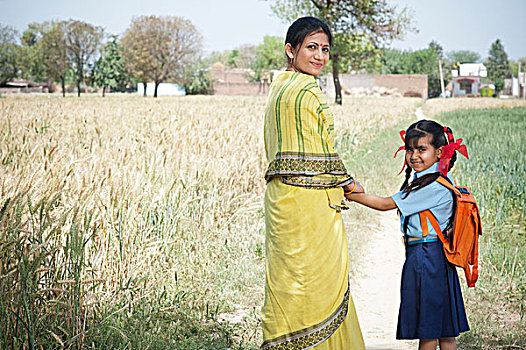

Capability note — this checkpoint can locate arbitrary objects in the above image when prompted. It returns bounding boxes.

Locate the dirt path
[350,211,418,349]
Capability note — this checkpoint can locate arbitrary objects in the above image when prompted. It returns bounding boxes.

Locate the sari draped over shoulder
[262,71,364,349]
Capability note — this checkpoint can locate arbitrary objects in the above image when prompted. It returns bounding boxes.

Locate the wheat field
[1,94,525,348]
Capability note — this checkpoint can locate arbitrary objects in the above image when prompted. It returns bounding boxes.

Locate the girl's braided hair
[400,120,457,198]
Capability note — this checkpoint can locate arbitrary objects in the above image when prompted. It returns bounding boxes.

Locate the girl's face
[285,31,330,76]
[405,134,443,173]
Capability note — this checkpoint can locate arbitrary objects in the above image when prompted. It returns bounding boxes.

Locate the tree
[19,23,47,81]
[227,49,240,68]
[447,50,481,64]
[40,21,69,96]
[509,57,526,77]
[407,41,446,97]
[204,44,257,69]
[121,15,202,97]
[251,35,285,81]
[486,39,511,92]
[0,24,20,85]
[377,41,449,98]
[65,20,104,97]
[268,0,413,104]
[183,67,213,95]
[92,36,127,96]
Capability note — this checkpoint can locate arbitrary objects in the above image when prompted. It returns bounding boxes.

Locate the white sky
[1,0,524,59]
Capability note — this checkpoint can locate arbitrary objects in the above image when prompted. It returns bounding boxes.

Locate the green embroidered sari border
[260,285,350,350]
[265,154,347,176]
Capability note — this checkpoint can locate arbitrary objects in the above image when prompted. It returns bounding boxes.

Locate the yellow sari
[262,71,364,349]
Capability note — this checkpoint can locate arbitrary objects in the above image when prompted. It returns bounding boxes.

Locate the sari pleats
[261,179,364,349]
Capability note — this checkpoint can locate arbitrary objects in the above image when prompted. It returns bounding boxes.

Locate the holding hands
[343,180,365,201]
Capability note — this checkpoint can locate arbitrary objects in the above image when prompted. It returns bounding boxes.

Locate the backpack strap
[436,176,461,195]
[419,210,447,243]
[435,175,460,234]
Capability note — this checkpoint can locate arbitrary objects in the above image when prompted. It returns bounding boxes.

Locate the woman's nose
[314,47,323,59]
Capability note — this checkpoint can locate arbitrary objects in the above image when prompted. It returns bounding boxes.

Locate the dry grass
[423,97,526,116]
[1,94,524,348]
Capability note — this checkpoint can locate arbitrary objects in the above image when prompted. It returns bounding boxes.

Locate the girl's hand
[346,192,397,211]
[344,180,364,201]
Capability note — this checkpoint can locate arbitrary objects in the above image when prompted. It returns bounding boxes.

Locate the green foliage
[378,41,449,97]
[438,108,526,348]
[204,45,257,70]
[486,39,511,92]
[40,21,70,95]
[0,24,19,85]
[447,50,481,64]
[333,32,382,73]
[92,36,128,95]
[0,195,100,348]
[19,23,47,81]
[184,68,213,95]
[227,49,240,68]
[251,35,284,81]
[509,57,526,77]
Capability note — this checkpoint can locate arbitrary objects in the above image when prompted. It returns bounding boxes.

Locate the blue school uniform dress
[391,162,469,339]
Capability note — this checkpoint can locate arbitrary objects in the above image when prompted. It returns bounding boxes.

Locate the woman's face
[286,31,330,76]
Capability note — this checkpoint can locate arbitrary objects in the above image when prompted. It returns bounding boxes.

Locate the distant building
[504,72,526,97]
[209,62,254,84]
[0,79,51,94]
[324,73,428,99]
[209,61,262,95]
[137,83,185,96]
[450,63,487,96]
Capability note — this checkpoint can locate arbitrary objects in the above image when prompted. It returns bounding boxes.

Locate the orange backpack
[418,176,482,287]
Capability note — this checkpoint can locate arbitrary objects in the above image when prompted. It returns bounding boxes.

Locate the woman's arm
[346,193,397,211]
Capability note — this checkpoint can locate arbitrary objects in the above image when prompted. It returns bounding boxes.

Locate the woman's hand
[353,181,364,194]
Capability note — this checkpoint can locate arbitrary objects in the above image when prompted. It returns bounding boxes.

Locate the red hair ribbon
[438,137,469,176]
[444,126,454,143]
[393,130,406,175]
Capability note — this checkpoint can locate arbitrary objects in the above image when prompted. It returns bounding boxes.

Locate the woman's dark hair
[400,119,457,198]
[285,17,333,64]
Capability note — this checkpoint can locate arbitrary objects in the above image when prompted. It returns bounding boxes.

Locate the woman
[261,17,365,349]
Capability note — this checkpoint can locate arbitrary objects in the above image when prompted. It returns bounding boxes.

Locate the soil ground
[350,211,419,350]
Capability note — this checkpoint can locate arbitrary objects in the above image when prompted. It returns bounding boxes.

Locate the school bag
[418,176,482,287]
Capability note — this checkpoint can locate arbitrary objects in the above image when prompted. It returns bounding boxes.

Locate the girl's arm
[343,180,365,194]
[346,193,397,211]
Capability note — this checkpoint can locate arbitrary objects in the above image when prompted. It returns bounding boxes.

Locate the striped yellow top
[264,71,353,188]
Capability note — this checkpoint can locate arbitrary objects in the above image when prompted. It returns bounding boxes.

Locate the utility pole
[438,59,445,98]
[519,62,524,99]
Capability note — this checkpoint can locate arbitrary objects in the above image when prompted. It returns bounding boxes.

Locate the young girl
[347,120,469,350]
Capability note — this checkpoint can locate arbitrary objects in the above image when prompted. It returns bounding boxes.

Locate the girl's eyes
[406,147,427,152]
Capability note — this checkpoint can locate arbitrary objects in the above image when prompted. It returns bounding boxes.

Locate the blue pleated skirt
[396,240,470,339]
